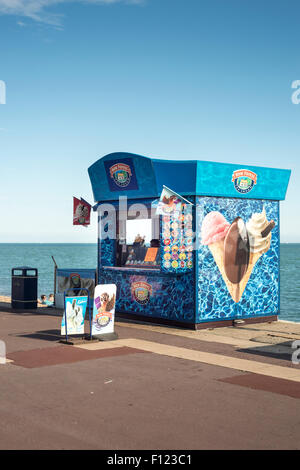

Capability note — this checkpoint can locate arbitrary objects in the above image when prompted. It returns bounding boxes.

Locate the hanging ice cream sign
[73,197,92,226]
[156,185,193,215]
[232,169,257,194]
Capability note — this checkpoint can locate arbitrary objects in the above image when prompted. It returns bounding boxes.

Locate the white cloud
[0,0,142,26]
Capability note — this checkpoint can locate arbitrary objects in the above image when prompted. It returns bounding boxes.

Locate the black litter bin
[11,267,38,309]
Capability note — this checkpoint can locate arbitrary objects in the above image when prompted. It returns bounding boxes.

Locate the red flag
[73,197,91,226]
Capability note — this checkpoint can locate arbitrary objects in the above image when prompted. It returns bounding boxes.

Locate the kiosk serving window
[126,219,152,246]
[116,210,160,269]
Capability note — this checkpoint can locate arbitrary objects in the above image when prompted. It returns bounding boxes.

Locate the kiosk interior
[88,152,290,329]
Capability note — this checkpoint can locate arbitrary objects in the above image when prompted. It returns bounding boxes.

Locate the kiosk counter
[88,152,290,329]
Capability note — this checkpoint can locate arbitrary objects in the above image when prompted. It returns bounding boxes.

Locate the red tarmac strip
[7,345,147,368]
[219,373,300,399]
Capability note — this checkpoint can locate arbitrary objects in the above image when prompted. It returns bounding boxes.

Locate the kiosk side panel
[196,196,279,322]
[100,269,195,324]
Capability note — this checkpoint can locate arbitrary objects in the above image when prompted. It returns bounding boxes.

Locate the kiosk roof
[88,152,291,202]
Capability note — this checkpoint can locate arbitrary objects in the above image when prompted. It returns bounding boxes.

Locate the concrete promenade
[1,300,300,450]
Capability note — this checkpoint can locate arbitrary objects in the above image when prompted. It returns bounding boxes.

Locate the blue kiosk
[88,152,290,329]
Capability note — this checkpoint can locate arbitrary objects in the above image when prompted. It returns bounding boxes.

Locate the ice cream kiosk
[88,152,290,329]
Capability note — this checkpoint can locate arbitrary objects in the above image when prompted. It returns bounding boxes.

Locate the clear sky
[0,0,299,243]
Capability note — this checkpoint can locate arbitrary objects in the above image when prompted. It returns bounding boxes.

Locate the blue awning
[88,152,291,202]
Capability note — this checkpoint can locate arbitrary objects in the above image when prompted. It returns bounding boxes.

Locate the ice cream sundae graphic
[74,204,89,225]
[201,207,275,303]
[94,292,116,328]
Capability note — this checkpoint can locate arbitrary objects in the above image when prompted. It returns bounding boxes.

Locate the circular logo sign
[131,281,152,305]
[109,163,132,188]
[232,169,257,194]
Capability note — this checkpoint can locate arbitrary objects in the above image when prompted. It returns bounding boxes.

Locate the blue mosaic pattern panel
[99,238,115,267]
[100,270,195,323]
[196,197,279,322]
[98,213,115,268]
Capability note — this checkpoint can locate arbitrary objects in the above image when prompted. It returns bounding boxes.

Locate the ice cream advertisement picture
[201,206,275,303]
[61,296,87,336]
[73,197,91,226]
[156,185,193,216]
[92,284,116,336]
[197,197,279,322]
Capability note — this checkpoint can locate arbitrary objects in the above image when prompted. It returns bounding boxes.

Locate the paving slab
[78,338,300,383]
[115,321,299,368]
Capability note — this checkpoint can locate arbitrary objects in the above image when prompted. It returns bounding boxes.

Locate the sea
[0,243,299,322]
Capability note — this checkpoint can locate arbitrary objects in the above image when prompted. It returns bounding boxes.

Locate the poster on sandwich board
[61,296,88,336]
[92,284,116,336]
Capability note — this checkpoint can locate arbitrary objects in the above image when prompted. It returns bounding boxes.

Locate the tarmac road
[0,310,300,450]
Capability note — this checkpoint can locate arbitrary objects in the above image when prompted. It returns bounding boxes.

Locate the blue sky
[0,0,299,243]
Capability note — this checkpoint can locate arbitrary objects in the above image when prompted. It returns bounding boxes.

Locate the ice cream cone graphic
[201,211,237,298]
[201,207,275,303]
[208,238,243,303]
[236,207,275,301]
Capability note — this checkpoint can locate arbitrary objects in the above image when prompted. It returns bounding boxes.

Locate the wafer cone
[236,238,271,301]
[208,240,241,303]
[208,237,271,303]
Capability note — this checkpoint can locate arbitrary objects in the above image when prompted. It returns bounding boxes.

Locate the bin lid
[13,266,37,270]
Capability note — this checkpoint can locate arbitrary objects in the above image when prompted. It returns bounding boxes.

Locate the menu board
[124,245,160,268]
[144,247,158,263]
[161,201,194,273]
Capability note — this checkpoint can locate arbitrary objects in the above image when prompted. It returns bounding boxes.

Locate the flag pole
[51,256,58,296]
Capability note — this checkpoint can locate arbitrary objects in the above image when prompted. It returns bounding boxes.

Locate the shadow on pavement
[237,341,293,361]
[11,329,62,342]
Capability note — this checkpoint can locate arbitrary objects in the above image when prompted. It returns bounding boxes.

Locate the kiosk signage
[92,284,117,336]
[104,158,138,192]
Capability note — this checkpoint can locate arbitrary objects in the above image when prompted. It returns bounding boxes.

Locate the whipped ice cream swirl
[246,207,272,253]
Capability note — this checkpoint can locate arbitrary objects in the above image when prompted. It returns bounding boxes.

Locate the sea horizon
[0,242,299,323]
[0,242,299,245]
